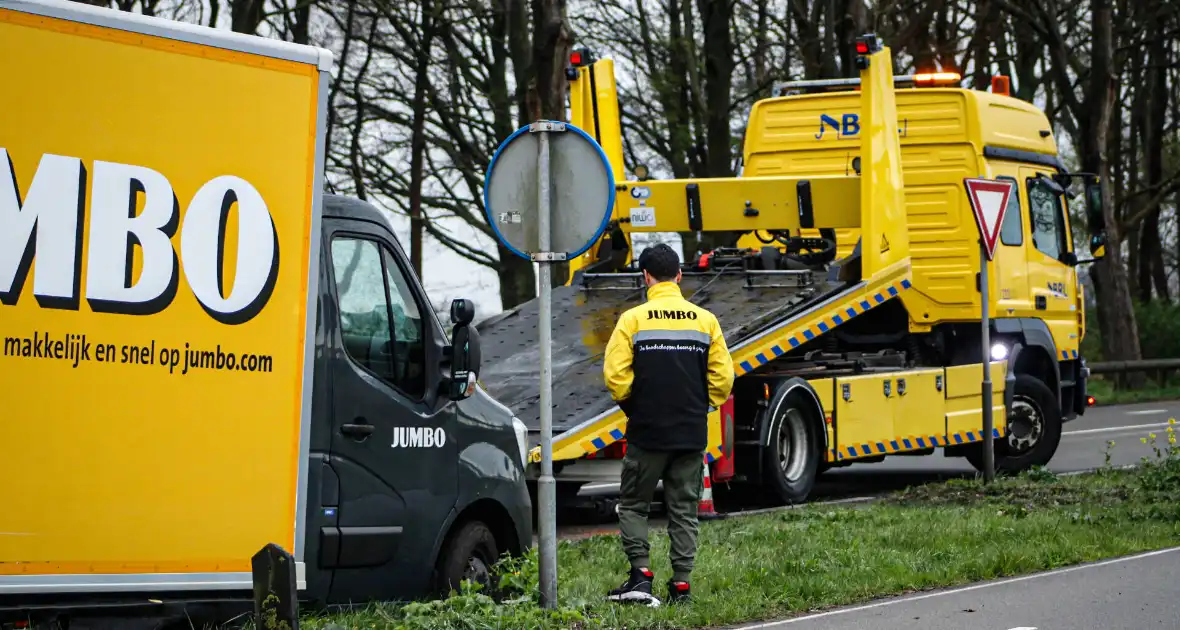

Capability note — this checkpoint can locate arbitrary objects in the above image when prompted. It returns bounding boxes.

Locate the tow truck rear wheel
[760,400,821,505]
[966,373,1062,474]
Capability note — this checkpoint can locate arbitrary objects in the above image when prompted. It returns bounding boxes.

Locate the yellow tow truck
[475,35,1104,505]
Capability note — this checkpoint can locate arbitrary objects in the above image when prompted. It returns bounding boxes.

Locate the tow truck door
[1020,164,1079,357]
[321,218,458,600]
[987,164,1032,316]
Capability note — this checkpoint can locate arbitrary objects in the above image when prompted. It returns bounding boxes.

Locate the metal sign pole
[979,239,995,484]
[482,118,615,611]
[534,129,559,609]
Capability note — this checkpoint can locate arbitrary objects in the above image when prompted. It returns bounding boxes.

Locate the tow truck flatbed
[476,257,913,464]
[476,267,839,436]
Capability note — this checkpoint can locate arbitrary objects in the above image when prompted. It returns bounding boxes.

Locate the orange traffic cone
[698,456,723,520]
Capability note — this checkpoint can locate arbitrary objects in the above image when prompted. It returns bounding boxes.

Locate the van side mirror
[446,298,480,400]
[451,298,475,326]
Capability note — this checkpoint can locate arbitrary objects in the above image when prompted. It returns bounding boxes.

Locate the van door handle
[341,422,375,439]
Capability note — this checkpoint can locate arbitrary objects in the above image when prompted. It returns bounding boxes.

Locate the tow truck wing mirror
[446,299,480,400]
[1036,173,1066,196]
[1082,177,1106,260]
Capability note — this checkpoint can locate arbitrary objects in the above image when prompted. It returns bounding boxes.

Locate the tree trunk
[407,0,437,276]
[291,0,310,44]
[493,0,537,309]
[531,0,572,122]
[1082,0,1143,377]
[969,0,997,90]
[663,0,693,179]
[497,243,536,308]
[1143,2,1169,300]
[1011,16,1039,102]
[698,0,733,178]
[530,0,573,287]
[230,0,265,34]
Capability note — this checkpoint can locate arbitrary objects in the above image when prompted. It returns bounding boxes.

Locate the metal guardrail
[1088,358,1180,388]
[1088,358,1180,373]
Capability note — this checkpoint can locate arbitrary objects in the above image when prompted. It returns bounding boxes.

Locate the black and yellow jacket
[603,281,735,451]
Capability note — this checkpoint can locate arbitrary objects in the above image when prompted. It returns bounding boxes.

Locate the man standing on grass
[602,243,735,605]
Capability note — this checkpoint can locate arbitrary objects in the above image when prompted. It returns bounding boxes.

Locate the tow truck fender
[757,377,827,451]
[995,318,1062,410]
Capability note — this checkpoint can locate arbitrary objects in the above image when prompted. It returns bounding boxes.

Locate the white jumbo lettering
[391,427,446,448]
[0,148,279,324]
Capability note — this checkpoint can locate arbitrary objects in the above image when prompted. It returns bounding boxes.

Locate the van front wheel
[435,521,499,597]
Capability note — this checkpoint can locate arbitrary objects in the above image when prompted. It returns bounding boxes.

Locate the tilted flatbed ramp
[475,261,913,463]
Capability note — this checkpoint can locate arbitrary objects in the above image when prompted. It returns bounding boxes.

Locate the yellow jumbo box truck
[0,0,532,624]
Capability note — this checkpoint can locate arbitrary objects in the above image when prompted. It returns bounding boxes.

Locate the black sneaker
[607,567,659,605]
[667,579,691,603]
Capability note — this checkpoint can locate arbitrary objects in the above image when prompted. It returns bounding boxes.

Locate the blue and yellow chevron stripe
[1059,349,1079,360]
[734,277,913,377]
[568,425,724,462]
[706,444,723,463]
[578,425,626,456]
[831,427,1007,462]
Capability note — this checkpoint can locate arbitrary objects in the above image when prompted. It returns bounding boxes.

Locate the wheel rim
[1006,395,1044,455]
[778,409,809,482]
[463,551,491,586]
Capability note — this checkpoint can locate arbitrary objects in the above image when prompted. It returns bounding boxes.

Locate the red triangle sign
[963,177,1015,261]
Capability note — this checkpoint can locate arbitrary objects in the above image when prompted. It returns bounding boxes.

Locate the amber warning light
[913,71,962,86]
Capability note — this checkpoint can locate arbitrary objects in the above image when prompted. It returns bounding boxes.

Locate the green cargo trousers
[618,443,704,583]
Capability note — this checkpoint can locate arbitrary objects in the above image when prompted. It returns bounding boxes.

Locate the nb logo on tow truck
[814,114,909,140]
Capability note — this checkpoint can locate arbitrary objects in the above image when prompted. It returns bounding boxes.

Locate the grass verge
[1087,377,1180,405]
[302,426,1180,630]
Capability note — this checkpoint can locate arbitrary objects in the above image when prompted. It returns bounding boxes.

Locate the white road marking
[1008,627,1038,630]
[1063,422,1171,437]
[733,547,1180,628]
[1125,409,1168,416]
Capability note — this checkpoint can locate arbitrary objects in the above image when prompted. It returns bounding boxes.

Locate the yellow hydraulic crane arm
[564,40,909,272]
[566,53,628,278]
[855,37,910,277]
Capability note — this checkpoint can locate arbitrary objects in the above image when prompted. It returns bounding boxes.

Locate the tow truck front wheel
[760,402,820,505]
[966,373,1062,474]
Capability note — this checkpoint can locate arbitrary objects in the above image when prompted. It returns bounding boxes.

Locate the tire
[966,373,1062,474]
[434,521,499,597]
[760,398,821,505]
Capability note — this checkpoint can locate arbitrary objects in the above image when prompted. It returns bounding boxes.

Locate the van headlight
[511,417,529,468]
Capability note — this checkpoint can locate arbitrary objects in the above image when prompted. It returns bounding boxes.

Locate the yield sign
[964,177,1016,260]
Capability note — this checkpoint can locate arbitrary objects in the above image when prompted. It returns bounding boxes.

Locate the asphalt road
[734,546,1180,630]
[555,400,1180,539]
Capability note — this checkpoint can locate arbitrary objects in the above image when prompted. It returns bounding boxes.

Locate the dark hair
[638,243,681,282]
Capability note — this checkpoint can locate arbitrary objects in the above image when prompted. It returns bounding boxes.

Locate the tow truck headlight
[511,417,529,468]
[991,343,1009,361]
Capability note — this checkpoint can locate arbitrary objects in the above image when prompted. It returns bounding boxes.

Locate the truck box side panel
[0,1,325,591]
